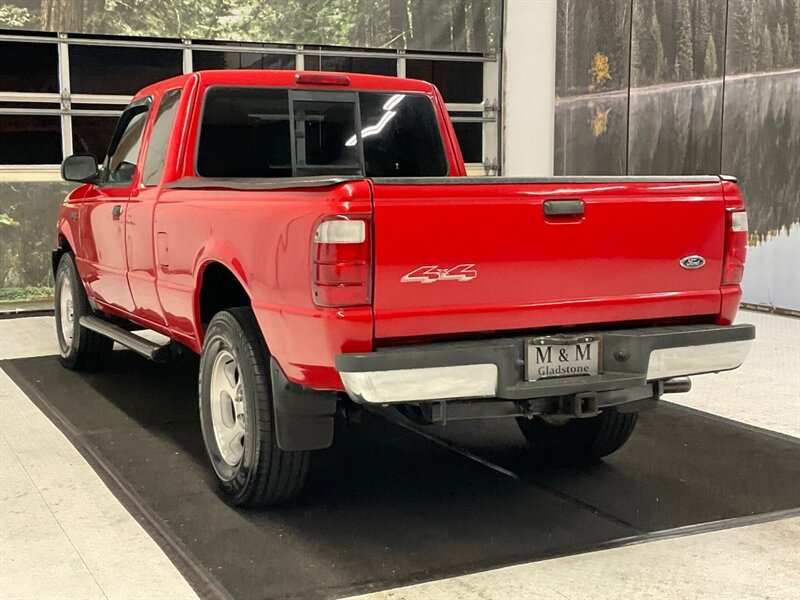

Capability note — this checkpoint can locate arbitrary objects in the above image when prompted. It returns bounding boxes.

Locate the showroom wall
[555,0,800,313]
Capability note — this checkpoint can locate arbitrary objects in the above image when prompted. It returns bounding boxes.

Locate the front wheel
[54,253,113,371]
[516,407,638,463]
[199,308,310,507]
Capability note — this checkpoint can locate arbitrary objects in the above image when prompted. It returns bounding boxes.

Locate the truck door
[78,97,151,313]
[126,88,183,327]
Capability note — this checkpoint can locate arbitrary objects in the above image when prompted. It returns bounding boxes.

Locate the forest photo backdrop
[555,0,800,311]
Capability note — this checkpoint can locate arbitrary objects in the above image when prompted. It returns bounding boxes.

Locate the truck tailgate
[370,177,726,339]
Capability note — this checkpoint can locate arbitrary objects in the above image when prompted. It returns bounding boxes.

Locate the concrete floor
[0,310,798,599]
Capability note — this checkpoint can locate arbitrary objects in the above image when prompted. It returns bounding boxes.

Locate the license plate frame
[525,335,601,382]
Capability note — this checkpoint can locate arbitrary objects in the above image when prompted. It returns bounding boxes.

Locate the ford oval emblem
[680,255,706,269]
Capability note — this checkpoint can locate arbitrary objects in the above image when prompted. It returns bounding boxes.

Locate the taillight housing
[311,215,371,307]
[722,180,748,285]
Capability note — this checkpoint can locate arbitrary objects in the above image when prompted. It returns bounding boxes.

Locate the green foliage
[0,213,21,228]
[563,0,798,94]
[0,3,31,27]
[0,181,71,291]
[0,286,54,303]
[33,0,497,53]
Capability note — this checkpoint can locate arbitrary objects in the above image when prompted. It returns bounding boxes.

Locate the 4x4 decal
[400,264,478,284]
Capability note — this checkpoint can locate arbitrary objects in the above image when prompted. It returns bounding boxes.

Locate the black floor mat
[3,353,799,600]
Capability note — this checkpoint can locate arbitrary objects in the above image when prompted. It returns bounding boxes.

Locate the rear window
[359,92,448,177]
[196,87,448,178]
[197,88,292,178]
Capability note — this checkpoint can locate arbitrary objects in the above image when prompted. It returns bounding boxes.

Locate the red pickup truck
[54,70,755,506]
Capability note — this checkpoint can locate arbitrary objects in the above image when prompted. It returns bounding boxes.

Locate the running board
[79,316,177,362]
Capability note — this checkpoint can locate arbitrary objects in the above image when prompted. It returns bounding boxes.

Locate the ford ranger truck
[53,70,755,506]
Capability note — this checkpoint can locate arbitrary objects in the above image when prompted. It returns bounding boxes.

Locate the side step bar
[79,316,177,362]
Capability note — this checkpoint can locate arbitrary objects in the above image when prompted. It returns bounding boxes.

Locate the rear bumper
[335,324,755,405]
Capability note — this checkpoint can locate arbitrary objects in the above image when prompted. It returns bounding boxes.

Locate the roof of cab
[133,69,436,101]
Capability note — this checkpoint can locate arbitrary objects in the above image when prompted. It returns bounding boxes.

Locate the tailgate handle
[543,199,584,217]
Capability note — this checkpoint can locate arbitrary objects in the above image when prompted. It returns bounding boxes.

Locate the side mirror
[61,154,100,183]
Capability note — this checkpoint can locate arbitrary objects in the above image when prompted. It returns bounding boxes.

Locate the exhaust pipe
[663,377,692,394]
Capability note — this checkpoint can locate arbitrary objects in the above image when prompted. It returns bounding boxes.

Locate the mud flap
[270,358,337,451]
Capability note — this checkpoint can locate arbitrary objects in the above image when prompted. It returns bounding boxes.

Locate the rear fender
[193,239,250,347]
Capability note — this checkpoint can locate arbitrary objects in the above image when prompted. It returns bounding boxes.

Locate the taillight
[722,208,748,285]
[311,216,371,307]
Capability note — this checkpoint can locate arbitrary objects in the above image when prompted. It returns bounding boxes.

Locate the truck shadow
[2,351,798,600]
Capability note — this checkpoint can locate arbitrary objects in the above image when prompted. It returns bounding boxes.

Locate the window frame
[193,85,454,179]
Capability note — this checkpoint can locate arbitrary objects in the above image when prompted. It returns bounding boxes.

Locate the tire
[516,407,638,463]
[198,307,310,507]
[54,253,113,371]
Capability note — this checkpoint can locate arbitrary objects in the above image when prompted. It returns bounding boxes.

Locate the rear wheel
[516,407,637,463]
[54,253,113,371]
[199,307,310,507]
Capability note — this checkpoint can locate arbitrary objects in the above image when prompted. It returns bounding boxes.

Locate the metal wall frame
[0,31,501,175]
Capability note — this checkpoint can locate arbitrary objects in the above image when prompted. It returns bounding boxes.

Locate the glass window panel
[0,41,59,93]
[193,51,295,71]
[142,89,181,186]
[193,50,237,70]
[406,60,483,103]
[452,122,482,163]
[197,88,292,178]
[72,115,118,160]
[292,98,360,174]
[0,115,61,164]
[359,92,448,176]
[70,45,182,95]
[320,56,396,76]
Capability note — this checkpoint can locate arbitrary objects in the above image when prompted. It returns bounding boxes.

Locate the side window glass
[142,89,181,186]
[106,104,149,184]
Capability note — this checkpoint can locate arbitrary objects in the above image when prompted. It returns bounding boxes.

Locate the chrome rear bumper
[336,324,755,405]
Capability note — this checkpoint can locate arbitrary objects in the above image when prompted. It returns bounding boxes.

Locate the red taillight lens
[722,209,748,285]
[311,216,371,307]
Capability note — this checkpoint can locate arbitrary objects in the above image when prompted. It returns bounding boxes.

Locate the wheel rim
[58,277,75,347]
[209,349,246,466]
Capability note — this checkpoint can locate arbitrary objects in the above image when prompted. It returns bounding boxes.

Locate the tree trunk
[41,0,85,32]
[389,0,411,47]
[452,0,467,51]
[471,0,487,53]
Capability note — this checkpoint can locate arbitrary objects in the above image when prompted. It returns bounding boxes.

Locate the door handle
[543,199,584,217]
[111,204,123,219]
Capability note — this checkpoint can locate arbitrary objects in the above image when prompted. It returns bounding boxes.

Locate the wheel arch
[194,259,256,345]
[52,229,75,276]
